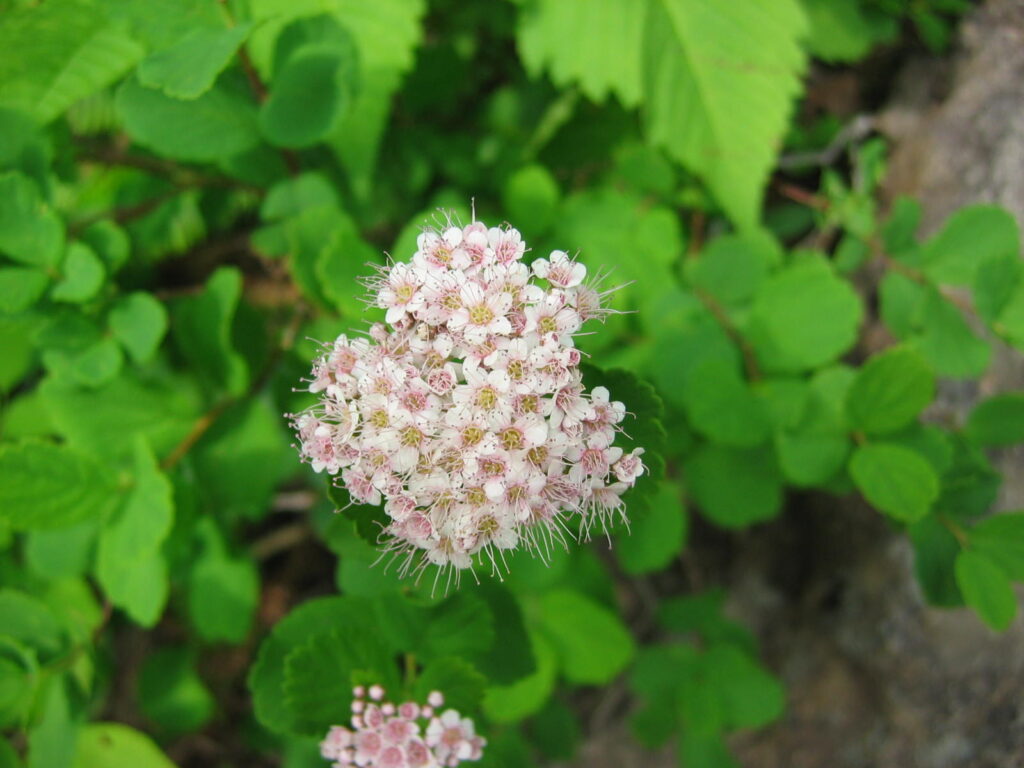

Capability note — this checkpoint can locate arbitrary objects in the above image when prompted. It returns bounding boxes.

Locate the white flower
[290,215,643,583]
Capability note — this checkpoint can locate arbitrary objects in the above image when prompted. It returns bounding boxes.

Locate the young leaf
[0,268,49,314]
[845,347,934,435]
[920,205,1020,286]
[187,521,259,644]
[72,723,177,768]
[914,288,990,378]
[0,172,64,268]
[616,480,687,575]
[686,232,778,306]
[680,358,771,447]
[643,0,807,228]
[95,439,174,627]
[138,23,253,100]
[686,443,783,527]
[849,442,939,523]
[747,256,862,371]
[969,513,1024,581]
[108,292,169,365]
[482,631,558,723]
[116,76,260,162]
[954,550,1018,632]
[0,441,114,531]
[966,393,1024,447]
[50,243,105,304]
[537,589,635,685]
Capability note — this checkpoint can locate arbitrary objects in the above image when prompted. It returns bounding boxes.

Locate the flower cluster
[292,216,645,579]
[320,685,484,768]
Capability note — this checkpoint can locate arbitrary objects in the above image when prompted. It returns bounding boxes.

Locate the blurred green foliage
[0,0,1017,767]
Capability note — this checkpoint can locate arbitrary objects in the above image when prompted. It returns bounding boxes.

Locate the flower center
[507,359,525,380]
[462,426,485,446]
[538,315,558,334]
[500,427,523,450]
[370,409,389,428]
[466,487,487,506]
[396,284,415,302]
[469,304,495,325]
[475,387,498,409]
[401,426,422,447]
[527,445,548,466]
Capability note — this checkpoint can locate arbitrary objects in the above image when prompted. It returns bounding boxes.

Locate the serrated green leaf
[25,520,98,582]
[748,256,862,371]
[414,656,487,715]
[283,628,398,736]
[921,205,1020,286]
[879,272,925,340]
[107,292,168,364]
[517,0,643,106]
[139,23,253,100]
[643,0,807,228]
[966,393,1024,446]
[0,268,49,315]
[0,640,39,731]
[0,0,144,124]
[616,480,687,575]
[95,438,174,626]
[482,630,557,723]
[72,723,177,768]
[116,75,260,162]
[937,435,1000,520]
[970,513,1024,582]
[316,220,378,317]
[537,589,634,685]
[702,644,784,729]
[0,590,66,660]
[138,647,215,736]
[0,441,114,530]
[800,0,893,62]
[974,252,1020,325]
[171,266,249,396]
[658,590,756,652]
[849,442,938,523]
[687,443,783,527]
[420,592,495,662]
[955,550,1017,631]
[472,583,535,685]
[262,173,340,220]
[909,515,963,608]
[0,172,64,269]
[51,243,104,304]
[248,596,383,735]
[845,347,934,435]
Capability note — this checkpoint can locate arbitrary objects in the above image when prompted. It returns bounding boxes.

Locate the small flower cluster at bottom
[320,685,485,768]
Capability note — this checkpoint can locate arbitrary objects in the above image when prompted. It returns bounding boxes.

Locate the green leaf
[0,590,66,660]
[482,630,557,723]
[40,370,202,466]
[849,442,939,523]
[0,268,49,315]
[138,23,253,100]
[0,640,38,731]
[0,313,38,392]
[954,550,1017,632]
[937,435,1000,520]
[537,589,635,685]
[502,165,560,236]
[0,441,114,531]
[517,0,644,107]
[72,723,177,768]
[248,597,384,735]
[0,738,20,768]
[687,443,783,527]
[966,393,1024,447]
[680,358,770,447]
[283,628,398,736]
[472,583,536,685]
[0,0,144,124]
[528,697,580,761]
[25,520,98,582]
[95,438,174,626]
[800,0,893,62]
[702,644,784,729]
[138,647,215,736]
[658,590,756,652]
[108,292,168,365]
[643,0,807,228]
[909,515,963,607]
[970,513,1024,581]
[51,243,104,304]
[419,592,496,663]
[616,480,687,575]
[191,398,294,520]
[687,232,778,306]
[171,266,249,397]
[921,205,1020,286]
[879,272,924,340]
[316,219,379,317]
[27,677,76,768]
[187,521,259,643]
[914,288,990,378]
[748,256,862,371]
[974,252,1020,325]
[414,656,487,715]
[0,172,64,269]
[116,76,260,162]
[261,41,358,149]
[845,347,934,435]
